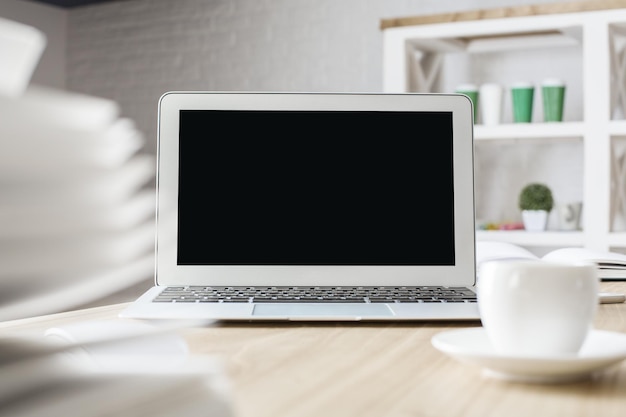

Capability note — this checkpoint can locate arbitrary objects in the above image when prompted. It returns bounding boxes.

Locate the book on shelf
[476,241,626,280]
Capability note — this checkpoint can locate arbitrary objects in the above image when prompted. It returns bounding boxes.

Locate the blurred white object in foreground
[0,17,232,417]
[0,17,155,320]
[1,319,233,417]
[0,16,45,97]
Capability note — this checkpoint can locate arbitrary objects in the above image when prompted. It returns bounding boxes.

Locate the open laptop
[120,91,479,321]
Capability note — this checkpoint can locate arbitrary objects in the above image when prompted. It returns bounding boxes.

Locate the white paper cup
[479,83,503,125]
[477,260,598,356]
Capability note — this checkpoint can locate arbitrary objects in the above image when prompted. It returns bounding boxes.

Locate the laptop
[120,91,479,322]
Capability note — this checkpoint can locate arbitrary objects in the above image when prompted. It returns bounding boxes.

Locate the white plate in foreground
[431,328,626,383]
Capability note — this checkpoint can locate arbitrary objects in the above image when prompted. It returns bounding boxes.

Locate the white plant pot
[522,210,549,232]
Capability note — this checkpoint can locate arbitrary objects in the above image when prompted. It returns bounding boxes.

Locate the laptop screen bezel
[154,92,476,287]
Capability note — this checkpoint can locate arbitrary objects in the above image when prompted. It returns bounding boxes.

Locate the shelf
[609,120,626,135]
[407,30,580,54]
[474,121,584,141]
[383,4,626,253]
[465,31,580,53]
[607,232,626,247]
[476,230,585,247]
[380,1,626,31]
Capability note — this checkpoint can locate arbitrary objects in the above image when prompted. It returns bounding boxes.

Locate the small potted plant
[518,183,554,231]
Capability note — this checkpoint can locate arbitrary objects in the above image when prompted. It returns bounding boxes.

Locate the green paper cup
[542,78,566,122]
[511,81,534,123]
[455,83,479,124]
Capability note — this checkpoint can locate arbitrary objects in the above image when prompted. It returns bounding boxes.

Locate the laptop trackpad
[252,303,393,319]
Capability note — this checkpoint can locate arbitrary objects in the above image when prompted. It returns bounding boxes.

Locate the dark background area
[25,0,124,8]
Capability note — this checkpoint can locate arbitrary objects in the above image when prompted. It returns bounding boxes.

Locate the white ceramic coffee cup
[477,260,598,357]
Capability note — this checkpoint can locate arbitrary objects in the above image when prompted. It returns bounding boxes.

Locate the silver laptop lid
[155,92,475,288]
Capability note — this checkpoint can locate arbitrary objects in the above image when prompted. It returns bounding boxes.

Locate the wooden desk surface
[2,281,626,417]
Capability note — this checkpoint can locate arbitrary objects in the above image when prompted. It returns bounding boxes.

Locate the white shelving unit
[381,3,626,253]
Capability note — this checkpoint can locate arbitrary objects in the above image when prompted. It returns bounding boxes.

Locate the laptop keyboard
[153,286,477,303]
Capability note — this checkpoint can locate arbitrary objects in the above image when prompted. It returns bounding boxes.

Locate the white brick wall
[66,0,572,154]
[65,0,578,233]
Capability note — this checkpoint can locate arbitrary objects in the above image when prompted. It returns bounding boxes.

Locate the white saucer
[431,328,626,383]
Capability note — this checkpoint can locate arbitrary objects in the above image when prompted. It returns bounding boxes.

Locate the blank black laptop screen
[176,110,455,266]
